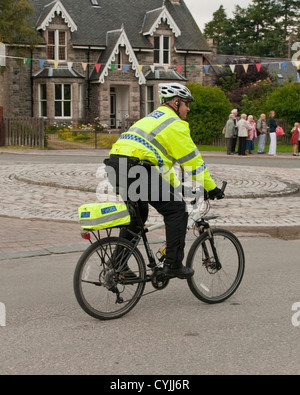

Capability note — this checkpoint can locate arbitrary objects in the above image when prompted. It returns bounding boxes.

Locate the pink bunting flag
[176,65,182,74]
[95,63,101,73]
[255,63,262,72]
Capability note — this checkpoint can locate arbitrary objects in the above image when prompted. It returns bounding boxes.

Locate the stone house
[0,0,213,130]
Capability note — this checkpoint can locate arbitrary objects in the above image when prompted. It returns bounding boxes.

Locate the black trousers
[104,155,188,268]
[238,137,247,155]
[231,136,238,153]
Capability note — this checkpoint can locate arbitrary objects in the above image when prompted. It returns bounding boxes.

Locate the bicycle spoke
[187,229,245,303]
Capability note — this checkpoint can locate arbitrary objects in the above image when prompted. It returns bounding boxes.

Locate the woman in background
[290,122,300,156]
[246,115,257,155]
[268,110,277,156]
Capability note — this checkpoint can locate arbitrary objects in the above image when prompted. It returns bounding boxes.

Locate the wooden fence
[3,117,45,148]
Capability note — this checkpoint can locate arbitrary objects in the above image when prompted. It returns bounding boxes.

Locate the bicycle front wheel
[186,229,245,304]
[73,237,146,320]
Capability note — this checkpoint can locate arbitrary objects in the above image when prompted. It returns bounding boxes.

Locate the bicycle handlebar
[187,180,227,205]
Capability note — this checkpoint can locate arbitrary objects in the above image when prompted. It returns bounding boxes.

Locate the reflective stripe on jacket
[109,106,216,191]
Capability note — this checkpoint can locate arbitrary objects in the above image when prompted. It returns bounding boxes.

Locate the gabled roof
[31,0,210,52]
[36,0,77,32]
[142,6,181,37]
[90,28,146,84]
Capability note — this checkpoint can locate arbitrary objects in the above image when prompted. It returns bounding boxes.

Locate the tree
[204,0,300,57]
[0,0,41,46]
[203,6,234,54]
[263,82,300,126]
[215,57,271,108]
[277,0,300,57]
[186,83,232,145]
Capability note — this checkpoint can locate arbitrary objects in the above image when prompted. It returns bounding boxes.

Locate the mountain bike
[73,180,245,320]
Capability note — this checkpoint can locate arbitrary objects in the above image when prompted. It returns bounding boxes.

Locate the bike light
[81,231,91,240]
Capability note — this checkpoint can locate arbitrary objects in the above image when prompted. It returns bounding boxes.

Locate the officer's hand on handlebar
[208,187,225,200]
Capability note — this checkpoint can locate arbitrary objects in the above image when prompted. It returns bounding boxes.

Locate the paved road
[0,149,300,376]
[0,236,300,375]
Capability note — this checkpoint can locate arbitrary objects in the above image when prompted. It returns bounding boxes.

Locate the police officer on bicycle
[104,83,224,279]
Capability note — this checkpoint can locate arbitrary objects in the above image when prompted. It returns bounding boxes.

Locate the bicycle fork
[200,227,222,272]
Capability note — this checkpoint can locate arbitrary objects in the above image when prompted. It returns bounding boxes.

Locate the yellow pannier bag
[78,202,131,230]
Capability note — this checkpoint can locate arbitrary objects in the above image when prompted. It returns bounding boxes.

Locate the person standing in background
[231,109,239,154]
[290,122,300,156]
[237,113,250,156]
[246,115,257,155]
[268,110,277,156]
[256,113,268,154]
[225,113,235,155]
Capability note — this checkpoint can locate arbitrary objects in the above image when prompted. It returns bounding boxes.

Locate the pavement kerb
[1,222,299,261]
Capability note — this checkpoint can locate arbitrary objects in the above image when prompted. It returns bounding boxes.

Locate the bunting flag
[243,64,249,73]
[1,52,300,78]
[204,65,210,74]
[176,65,182,74]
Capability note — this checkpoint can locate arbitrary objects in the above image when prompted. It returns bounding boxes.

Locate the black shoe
[119,266,139,279]
[163,265,194,279]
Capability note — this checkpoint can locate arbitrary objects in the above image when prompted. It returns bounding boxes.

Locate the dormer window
[154,35,170,65]
[47,30,67,61]
[90,0,100,6]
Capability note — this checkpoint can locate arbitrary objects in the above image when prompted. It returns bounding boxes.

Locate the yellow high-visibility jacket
[109,106,216,191]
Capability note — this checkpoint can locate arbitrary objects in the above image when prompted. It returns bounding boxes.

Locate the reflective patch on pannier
[78,202,130,230]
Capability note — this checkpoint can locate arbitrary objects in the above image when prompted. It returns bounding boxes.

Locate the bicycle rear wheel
[73,237,146,320]
[186,229,245,304]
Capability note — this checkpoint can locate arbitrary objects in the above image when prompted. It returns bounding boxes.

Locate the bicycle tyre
[186,228,245,304]
[73,237,146,320]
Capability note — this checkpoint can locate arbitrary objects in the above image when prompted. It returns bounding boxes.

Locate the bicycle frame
[81,182,227,285]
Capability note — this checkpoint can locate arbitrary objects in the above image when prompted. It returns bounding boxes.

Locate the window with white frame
[146,86,154,114]
[117,51,122,70]
[154,35,170,65]
[55,84,71,118]
[47,30,67,61]
[39,84,47,117]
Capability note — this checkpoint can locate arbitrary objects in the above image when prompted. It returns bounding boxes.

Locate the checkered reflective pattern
[119,134,164,167]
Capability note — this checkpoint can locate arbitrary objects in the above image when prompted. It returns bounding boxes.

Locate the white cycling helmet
[158,83,195,103]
